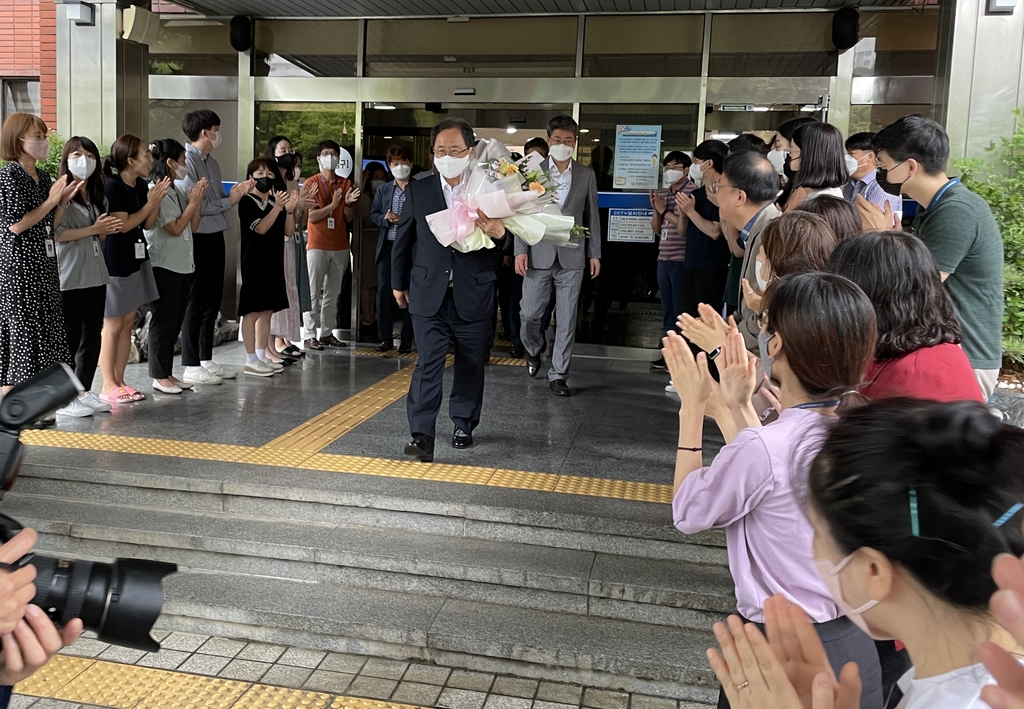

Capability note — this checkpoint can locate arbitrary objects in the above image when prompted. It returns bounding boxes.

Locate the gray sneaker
[57,398,95,418]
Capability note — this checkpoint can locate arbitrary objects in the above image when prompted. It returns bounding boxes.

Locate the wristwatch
[708,347,722,361]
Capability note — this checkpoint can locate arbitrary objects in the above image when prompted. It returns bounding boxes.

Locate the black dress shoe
[526,352,541,377]
[375,341,393,352]
[509,343,524,359]
[398,340,412,354]
[304,338,324,351]
[404,435,435,462]
[550,379,571,397]
[320,334,348,348]
[451,426,473,449]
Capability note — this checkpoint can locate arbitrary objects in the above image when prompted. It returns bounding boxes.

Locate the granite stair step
[157,569,719,703]
[17,455,727,561]
[8,493,734,629]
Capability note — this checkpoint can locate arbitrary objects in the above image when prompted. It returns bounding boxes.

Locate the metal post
[828,42,854,137]
[695,12,712,145]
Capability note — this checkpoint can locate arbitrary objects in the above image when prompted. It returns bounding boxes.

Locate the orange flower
[498,161,519,176]
[528,182,546,194]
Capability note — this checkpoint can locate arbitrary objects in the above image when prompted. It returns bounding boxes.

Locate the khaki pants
[304,248,349,340]
[975,368,1000,401]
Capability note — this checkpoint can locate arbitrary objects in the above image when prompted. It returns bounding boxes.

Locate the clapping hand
[229,179,256,205]
[272,190,288,209]
[187,178,207,206]
[718,329,758,412]
[855,195,901,232]
[283,191,300,214]
[93,214,123,236]
[662,331,714,408]
[344,188,361,205]
[650,190,667,213]
[54,176,79,207]
[678,303,734,354]
[742,278,764,313]
[675,192,695,216]
[147,177,171,205]
[979,554,1024,709]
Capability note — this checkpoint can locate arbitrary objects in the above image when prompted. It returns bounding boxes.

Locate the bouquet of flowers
[427,138,588,254]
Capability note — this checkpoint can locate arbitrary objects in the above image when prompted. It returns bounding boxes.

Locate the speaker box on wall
[832,8,859,51]
[229,15,253,53]
[122,5,159,45]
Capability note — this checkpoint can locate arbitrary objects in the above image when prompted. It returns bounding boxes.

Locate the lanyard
[317,174,342,204]
[792,399,841,410]
[928,177,960,209]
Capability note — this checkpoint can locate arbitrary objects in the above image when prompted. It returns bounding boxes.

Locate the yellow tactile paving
[357,457,430,479]
[351,348,523,368]
[553,475,673,504]
[488,469,560,492]
[234,685,335,709]
[299,453,376,474]
[15,654,94,697]
[53,661,172,708]
[18,430,250,462]
[420,464,496,485]
[330,698,419,709]
[137,673,250,709]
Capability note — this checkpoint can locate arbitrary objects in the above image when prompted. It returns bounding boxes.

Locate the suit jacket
[370,179,399,264]
[514,158,601,270]
[738,204,782,351]
[391,173,505,323]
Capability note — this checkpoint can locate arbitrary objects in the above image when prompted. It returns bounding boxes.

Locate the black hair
[60,136,106,209]
[874,115,950,176]
[182,109,221,143]
[510,152,523,162]
[775,116,818,143]
[809,399,1024,612]
[722,150,779,204]
[827,230,961,360]
[796,195,862,242]
[791,123,848,191]
[729,133,768,155]
[246,156,283,188]
[366,161,387,180]
[845,132,877,154]
[547,115,579,138]
[692,140,729,174]
[148,138,186,183]
[523,137,549,157]
[317,140,341,156]
[663,151,692,168]
[276,151,302,181]
[264,135,292,159]
[429,118,475,154]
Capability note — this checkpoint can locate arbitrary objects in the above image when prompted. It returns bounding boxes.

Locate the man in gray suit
[515,115,602,397]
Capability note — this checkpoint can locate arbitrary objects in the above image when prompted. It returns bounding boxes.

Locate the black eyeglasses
[756,310,771,330]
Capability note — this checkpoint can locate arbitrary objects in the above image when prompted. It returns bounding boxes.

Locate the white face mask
[688,161,704,182]
[662,169,685,187]
[814,554,882,639]
[767,149,788,176]
[319,154,340,172]
[845,153,861,176]
[391,164,411,180]
[171,162,188,181]
[68,155,97,181]
[208,129,222,149]
[549,143,574,163]
[434,154,470,180]
[23,138,50,162]
[755,258,770,291]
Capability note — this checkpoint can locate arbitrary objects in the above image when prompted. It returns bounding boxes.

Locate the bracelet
[708,347,722,361]
[677,446,703,452]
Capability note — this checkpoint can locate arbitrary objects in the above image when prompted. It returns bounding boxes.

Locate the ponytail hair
[103,134,145,177]
[148,138,186,183]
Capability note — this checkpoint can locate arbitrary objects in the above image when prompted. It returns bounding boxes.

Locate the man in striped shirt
[843,132,902,215]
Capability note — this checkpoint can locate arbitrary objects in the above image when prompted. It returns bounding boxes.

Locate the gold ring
[737,682,750,690]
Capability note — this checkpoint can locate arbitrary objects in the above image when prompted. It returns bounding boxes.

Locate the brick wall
[0,0,57,126]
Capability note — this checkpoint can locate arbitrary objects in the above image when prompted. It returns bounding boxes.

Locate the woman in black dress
[238,157,296,378]
[0,113,78,399]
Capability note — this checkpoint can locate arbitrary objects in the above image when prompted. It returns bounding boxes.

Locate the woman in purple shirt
[663,272,883,709]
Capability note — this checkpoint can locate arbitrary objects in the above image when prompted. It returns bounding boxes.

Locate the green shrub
[956,110,1024,371]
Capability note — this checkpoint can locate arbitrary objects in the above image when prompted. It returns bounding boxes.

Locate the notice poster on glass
[608,208,655,243]
[612,125,663,190]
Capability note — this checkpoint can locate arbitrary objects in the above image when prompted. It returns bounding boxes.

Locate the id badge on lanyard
[319,175,338,231]
[44,224,55,258]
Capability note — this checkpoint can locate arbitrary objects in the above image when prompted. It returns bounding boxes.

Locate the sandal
[282,345,304,358]
[99,387,135,405]
[122,386,146,402]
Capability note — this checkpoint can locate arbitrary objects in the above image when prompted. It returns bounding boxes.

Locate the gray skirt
[105,260,160,319]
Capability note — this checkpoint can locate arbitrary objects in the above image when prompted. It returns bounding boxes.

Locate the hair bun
[911,401,1007,494]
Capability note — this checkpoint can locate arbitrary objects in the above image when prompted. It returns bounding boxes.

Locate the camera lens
[31,556,177,651]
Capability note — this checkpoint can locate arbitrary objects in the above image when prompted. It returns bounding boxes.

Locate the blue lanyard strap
[792,399,841,410]
[929,177,960,209]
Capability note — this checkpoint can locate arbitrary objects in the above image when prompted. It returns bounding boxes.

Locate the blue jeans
[657,260,686,336]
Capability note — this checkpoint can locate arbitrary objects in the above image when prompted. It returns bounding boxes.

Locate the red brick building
[0,0,57,125]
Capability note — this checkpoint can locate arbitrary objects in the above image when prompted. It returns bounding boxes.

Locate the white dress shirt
[549,160,572,209]
[442,179,465,209]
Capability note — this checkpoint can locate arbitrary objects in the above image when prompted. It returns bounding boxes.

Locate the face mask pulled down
[815,555,882,639]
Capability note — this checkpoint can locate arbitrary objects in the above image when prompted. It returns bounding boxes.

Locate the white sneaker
[262,359,284,372]
[244,360,275,377]
[204,361,236,380]
[153,379,183,395]
[80,392,111,413]
[665,383,677,394]
[57,398,94,418]
[182,368,222,385]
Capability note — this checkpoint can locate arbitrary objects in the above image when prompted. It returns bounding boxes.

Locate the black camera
[0,364,176,651]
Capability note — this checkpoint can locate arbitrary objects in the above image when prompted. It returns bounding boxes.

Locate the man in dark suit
[370,145,415,353]
[392,118,508,462]
[514,115,601,397]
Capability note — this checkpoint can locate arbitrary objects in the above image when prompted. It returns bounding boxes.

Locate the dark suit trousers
[408,286,489,439]
[377,240,414,345]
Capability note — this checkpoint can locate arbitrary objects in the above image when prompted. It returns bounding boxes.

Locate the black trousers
[149,268,193,379]
[182,231,225,366]
[681,266,729,320]
[376,241,414,345]
[717,615,883,709]
[61,285,106,391]
[408,287,490,440]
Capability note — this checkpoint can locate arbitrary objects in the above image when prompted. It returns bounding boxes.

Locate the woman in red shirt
[827,230,984,403]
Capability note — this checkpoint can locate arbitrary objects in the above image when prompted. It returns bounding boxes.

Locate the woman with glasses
[664,271,884,709]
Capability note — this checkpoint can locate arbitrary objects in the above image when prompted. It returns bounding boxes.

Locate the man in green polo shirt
[859,115,1003,400]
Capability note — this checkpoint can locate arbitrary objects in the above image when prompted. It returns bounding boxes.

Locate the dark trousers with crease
[408,286,489,440]
[182,231,225,366]
[149,268,193,379]
[61,284,106,391]
[377,241,414,345]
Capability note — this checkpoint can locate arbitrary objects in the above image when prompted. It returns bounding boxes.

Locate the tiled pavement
[28,633,707,709]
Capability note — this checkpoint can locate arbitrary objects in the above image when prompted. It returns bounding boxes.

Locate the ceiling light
[383,136,393,139]
[592,138,600,142]
[373,103,396,111]
[711,133,739,140]
[506,127,518,134]
[579,129,590,134]
[752,106,770,112]
[800,105,818,112]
